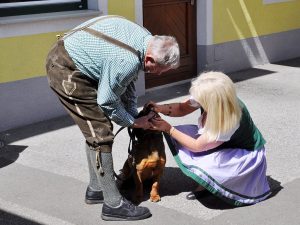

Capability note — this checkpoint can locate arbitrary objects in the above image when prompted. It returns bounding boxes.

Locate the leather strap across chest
[63,15,140,59]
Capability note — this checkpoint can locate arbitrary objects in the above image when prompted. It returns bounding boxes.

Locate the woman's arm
[170,127,223,152]
[151,118,223,153]
[147,98,197,117]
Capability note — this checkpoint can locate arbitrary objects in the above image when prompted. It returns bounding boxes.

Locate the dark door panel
[143,0,197,88]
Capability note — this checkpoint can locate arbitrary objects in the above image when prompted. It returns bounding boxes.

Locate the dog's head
[137,103,159,119]
[132,104,161,140]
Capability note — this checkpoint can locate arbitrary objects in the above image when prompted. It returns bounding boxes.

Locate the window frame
[0,0,88,17]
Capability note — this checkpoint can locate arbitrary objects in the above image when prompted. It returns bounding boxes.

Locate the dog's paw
[150,194,161,202]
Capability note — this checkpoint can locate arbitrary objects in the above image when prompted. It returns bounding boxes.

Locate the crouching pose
[150,71,271,206]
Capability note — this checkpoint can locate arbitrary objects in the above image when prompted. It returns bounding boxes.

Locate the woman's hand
[150,117,172,133]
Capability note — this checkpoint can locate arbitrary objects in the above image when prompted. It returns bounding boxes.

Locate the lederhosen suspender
[62,15,140,61]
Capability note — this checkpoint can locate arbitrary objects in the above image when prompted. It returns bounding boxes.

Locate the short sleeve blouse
[189,96,239,142]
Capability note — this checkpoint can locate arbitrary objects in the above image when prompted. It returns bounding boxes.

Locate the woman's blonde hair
[189,71,242,141]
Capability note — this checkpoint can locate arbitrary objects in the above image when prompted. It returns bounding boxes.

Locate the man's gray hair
[150,35,180,69]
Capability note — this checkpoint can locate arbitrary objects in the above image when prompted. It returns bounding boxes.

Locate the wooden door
[143,0,197,89]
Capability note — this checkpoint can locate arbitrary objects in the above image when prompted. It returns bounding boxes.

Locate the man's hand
[132,111,156,130]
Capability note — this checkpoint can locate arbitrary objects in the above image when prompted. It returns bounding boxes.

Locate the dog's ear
[143,103,154,115]
[137,103,153,118]
[137,110,146,118]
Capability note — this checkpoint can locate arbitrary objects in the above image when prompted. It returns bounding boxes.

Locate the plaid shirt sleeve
[121,81,138,118]
[97,58,140,127]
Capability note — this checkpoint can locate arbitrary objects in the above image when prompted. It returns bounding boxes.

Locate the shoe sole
[85,199,104,204]
[101,211,151,221]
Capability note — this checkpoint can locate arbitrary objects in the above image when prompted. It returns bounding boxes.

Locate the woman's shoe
[186,190,210,200]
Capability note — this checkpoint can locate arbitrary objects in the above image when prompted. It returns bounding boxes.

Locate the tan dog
[118,105,166,203]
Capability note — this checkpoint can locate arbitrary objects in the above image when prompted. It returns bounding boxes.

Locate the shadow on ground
[0,145,27,168]
[0,116,74,146]
[118,167,197,202]
[120,169,283,211]
[228,68,275,82]
[0,116,74,169]
[0,209,42,225]
[272,57,300,68]
[195,176,283,210]
[138,67,276,107]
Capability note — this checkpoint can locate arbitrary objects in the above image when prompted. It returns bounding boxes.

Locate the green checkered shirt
[64,16,152,127]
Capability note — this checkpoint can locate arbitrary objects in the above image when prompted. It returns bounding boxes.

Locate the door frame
[134,0,209,95]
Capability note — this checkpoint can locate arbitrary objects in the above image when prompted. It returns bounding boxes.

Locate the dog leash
[114,126,137,157]
[113,126,137,181]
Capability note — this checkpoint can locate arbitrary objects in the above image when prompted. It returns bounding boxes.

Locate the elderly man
[45,15,180,221]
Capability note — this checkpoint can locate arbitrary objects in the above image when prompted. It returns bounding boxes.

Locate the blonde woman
[150,71,271,206]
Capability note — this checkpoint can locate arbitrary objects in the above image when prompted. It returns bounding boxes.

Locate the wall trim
[135,0,143,26]
[197,0,213,45]
[0,10,101,38]
[98,0,108,15]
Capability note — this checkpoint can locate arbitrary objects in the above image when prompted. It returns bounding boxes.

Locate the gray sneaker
[101,198,151,221]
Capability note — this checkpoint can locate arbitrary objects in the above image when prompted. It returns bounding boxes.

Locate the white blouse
[188,96,239,142]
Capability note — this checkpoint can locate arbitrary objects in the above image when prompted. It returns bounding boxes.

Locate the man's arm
[121,81,138,118]
[97,58,140,127]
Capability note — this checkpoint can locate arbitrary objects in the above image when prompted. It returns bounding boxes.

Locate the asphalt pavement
[0,58,300,225]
